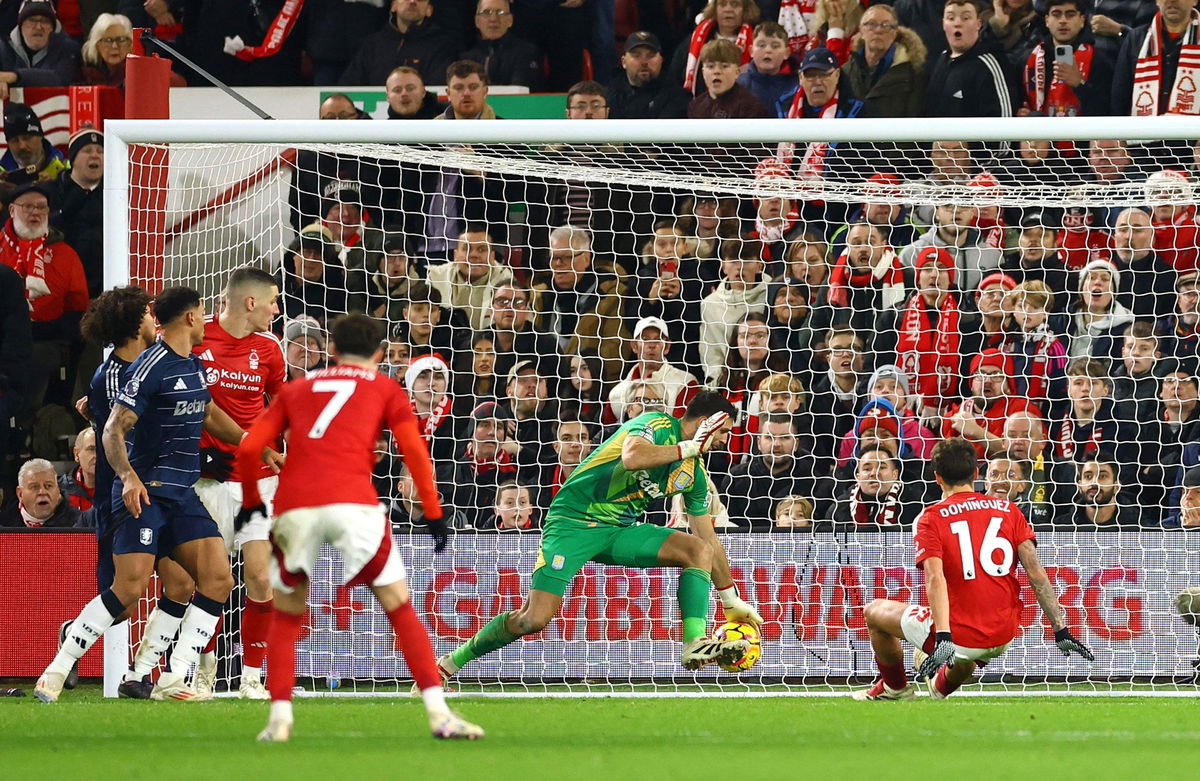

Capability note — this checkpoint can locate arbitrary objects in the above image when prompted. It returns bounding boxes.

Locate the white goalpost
[102,116,1200,697]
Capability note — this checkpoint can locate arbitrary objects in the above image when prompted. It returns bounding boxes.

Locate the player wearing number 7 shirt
[853,437,1094,701]
[234,314,481,742]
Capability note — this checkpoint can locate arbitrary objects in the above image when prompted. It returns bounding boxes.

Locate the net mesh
[118,128,1200,694]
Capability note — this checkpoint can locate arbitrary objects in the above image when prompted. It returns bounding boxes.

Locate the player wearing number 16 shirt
[853,437,1095,701]
[234,314,482,743]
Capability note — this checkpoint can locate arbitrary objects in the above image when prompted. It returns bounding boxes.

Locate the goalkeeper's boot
[430,710,485,740]
[34,671,67,703]
[410,655,457,696]
[194,651,217,699]
[257,718,293,743]
[912,650,946,700]
[117,675,154,699]
[151,670,211,701]
[57,620,79,690]
[239,678,270,700]
[681,636,748,670]
[851,680,916,701]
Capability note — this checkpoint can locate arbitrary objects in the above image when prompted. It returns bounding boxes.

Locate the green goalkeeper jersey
[545,412,711,528]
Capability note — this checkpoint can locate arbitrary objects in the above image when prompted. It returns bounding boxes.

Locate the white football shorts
[900,604,1010,663]
[268,503,405,594]
[194,476,278,553]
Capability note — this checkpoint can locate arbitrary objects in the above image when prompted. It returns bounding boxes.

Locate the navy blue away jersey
[114,340,210,498]
[88,354,131,520]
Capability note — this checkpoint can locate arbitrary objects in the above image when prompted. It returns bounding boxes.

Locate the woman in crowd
[80,14,185,87]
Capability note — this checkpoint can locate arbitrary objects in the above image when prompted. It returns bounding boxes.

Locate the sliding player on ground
[235,314,480,742]
[73,286,199,699]
[191,267,287,699]
[36,287,278,702]
[853,437,1094,701]
[441,390,762,681]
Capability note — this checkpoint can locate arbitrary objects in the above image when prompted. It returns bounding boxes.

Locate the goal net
[105,117,1200,696]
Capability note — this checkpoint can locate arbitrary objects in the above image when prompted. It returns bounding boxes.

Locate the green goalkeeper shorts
[530,521,677,596]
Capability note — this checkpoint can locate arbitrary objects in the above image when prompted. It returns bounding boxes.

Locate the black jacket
[339,19,459,87]
[0,496,83,528]
[387,91,444,119]
[719,453,821,531]
[48,171,103,298]
[925,39,1018,117]
[0,263,32,406]
[305,0,390,67]
[607,71,691,119]
[461,33,543,90]
[1122,250,1176,322]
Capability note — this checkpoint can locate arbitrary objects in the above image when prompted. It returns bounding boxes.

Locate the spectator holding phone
[1021,0,1114,117]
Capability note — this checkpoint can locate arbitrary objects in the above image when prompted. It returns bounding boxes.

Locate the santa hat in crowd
[404,353,450,392]
[914,245,955,287]
[969,348,1014,386]
[976,271,1017,299]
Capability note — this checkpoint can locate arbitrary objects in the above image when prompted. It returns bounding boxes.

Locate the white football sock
[270,700,293,723]
[127,606,185,680]
[48,594,121,675]
[168,602,221,677]
[420,686,448,716]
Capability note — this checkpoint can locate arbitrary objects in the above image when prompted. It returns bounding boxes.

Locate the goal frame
[100,116,1200,698]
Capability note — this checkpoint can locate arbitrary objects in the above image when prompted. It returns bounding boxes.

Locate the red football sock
[386,601,440,690]
[933,667,959,697]
[266,609,304,702]
[242,598,273,668]
[203,613,223,654]
[877,657,908,690]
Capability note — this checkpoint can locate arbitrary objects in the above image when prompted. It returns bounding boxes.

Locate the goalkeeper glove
[235,503,267,532]
[423,512,449,554]
[200,446,234,481]
[717,583,763,625]
[917,632,956,679]
[1053,628,1095,661]
[677,412,731,461]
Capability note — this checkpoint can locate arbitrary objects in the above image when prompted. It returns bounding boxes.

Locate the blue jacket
[735,59,799,114]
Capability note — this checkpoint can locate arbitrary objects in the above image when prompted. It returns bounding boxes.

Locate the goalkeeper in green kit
[439,391,764,677]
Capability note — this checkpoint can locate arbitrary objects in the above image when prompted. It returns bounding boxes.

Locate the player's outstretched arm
[621,413,730,470]
[1017,540,1095,661]
[687,511,763,625]
[103,404,149,518]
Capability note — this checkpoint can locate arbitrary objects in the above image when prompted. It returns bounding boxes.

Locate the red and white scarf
[0,220,49,306]
[1025,41,1095,116]
[896,292,960,407]
[418,393,453,440]
[777,0,817,55]
[223,0,305,61]
[777,88,839,178]
[465,442,517,475]
[1132,10,1200,116]
[1014,323,1058,402]
[850,479,904,526]
[683,20,753,93]
[827,247,905,309]
[1054,415,1102,461]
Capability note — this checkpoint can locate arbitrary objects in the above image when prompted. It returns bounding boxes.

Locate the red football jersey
[194,316,286,480]
[240,364,441,517]
[914,491,1037,648]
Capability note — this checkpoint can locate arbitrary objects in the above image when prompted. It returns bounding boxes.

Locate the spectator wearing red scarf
[896,246,962,416]
[1021,0,1114,118]
[1145,169,1200,274]
[942,348,1041,460]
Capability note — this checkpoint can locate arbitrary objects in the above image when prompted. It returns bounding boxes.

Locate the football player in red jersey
[192,267,287,699]
[234,314,481,742]
[853,437,1094,701]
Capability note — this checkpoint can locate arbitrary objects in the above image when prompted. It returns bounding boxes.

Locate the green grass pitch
[3,686,1199,780]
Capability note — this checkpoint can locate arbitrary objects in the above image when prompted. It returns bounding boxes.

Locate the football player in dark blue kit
[69,286,203,698]
[37,286,281,703]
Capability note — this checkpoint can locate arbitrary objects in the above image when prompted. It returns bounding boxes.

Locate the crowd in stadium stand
[7,0,1200,534]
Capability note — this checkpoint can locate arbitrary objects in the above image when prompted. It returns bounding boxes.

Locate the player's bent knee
[863,599,889,626]
[199,569,235,601]
[244,571,272,600]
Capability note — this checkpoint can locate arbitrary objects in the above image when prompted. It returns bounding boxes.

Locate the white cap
[633,316,671,340]
[1078,258,1120,291]
[404,353,449,390]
